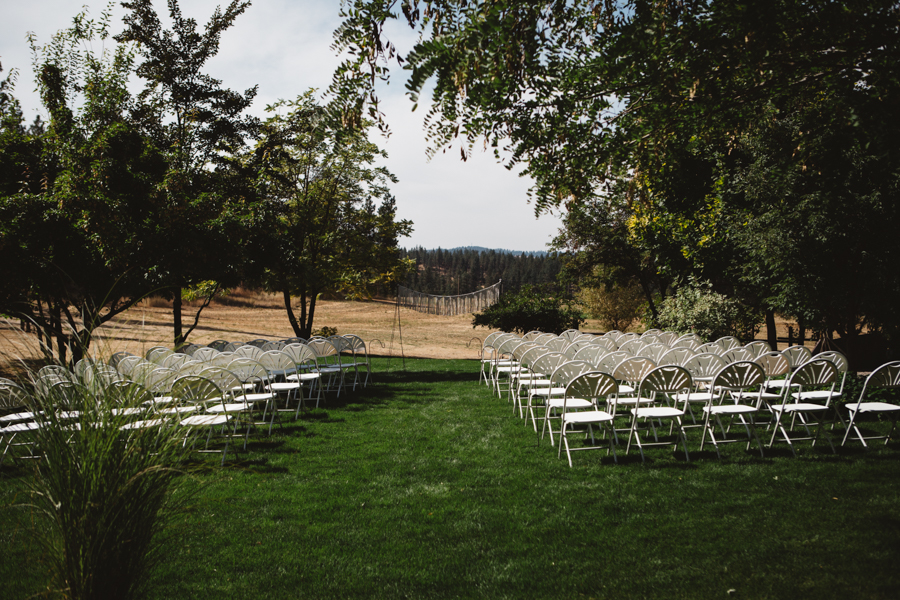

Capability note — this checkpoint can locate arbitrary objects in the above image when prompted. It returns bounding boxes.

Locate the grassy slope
[3,358,900,599]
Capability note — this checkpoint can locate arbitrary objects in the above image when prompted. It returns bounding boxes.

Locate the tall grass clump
[21,367,195,600]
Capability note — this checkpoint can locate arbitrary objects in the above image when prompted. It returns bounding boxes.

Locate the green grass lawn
[3,357,900,599]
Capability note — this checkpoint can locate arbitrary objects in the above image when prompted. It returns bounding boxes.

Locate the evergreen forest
[400,247,561,296]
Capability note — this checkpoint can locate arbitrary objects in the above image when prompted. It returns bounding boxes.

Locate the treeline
[401,247,561,296]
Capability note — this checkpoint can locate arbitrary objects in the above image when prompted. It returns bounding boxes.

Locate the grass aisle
[3,357,900,598]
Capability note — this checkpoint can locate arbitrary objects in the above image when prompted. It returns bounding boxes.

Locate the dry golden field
[0,291,504,374]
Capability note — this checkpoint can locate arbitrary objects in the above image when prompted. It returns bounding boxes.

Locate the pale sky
[0,0,563,251]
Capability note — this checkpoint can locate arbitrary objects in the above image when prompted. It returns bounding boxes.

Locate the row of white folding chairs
[513,351,857,466]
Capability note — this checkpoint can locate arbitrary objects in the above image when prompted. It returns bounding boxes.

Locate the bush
[654,279,762,342]
[472,285,584,334]
[578,281,645,332]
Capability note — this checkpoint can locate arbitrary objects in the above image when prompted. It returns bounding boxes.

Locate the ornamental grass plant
[6,361,197,600]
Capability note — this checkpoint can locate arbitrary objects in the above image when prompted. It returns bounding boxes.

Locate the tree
[1,10,168,363]
[253,92,412,338]
[115,0,262,348]
[472,284,584,335]
[331,0,900,349]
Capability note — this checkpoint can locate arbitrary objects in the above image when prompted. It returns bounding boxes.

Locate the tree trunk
[798,317,806,347]
[304,290,318,339]
[173,286,184,349]
[282,287,303,337]
[766,310,778,351]
[51,301,67,365]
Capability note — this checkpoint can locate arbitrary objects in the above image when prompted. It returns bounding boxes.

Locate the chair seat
[286,373,321,382]
[846,402,900,413]
[771,403,828,413]
[0,411,37,424]
[562,410,614,425]
[704,404,757,416]
[1,421,40,433]
[180,414,230,427]
[547,398,593,409]
[631,406,683,419]
[271,382,301,392]
[793,390,839,402]
[674,391,714,403]
[121,418,167,430]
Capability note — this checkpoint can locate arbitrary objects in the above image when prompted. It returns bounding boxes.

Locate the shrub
[654,279,762,342]
[578,281,645,332]
[472,285,584,334]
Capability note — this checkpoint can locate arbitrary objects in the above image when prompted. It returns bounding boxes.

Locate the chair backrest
[482,332,503,348]
[519,346,550,371]
[787,359,838,396]
[656,331,679,346]
[533,333,557,345]
[145,346,174,363]
[246,338,270,349]
[658,347,696,366]
[559,329,582,341]
[563,341,590,359]
[0,379,29,411]
[597,350,632,374]
[532,352,569,377]
[572,345,609,367]
[638,365,693,395]
[715,336,741,351]
[493,336,522,360]
[512,342,540,361]
[640,333,660,345]
[743,340,772,358]
[191,347,220,362]
[171,375,223,407]
[787,358,839,404]
[722,347,753,364]
[109,351,134,368]
[613,357,658,385]
[522,330,545,341]
[641,329,662,338]
[262,341,286,351]
[754,351,791,378]
[207,339,230,351]
[617,338,645,355]
[566,371,618,403]
[683,353,727,380]
[180,343,203,356]
[676,332,704,344]
[617,332,640,343]
[859,361,900,400]
[307,339,340,365]
[590,337,618,352]
[672,337,700,351]
[234,345,265,361]
[329,336,352,354]
[282,343,319,367]
[343,334,367,356]
[196,366,243,397]
[696,342,724,355]
[637,343,668,362]
[226,357,271,389]
[223,341,244,352]
[161,353,194,370]
[258,350,298,377]
[115,355,146,377]
[549,360,595,389]
[782,345,813,368]
[711,360,766,393]
[603,330,623,341]
[543,337,568,352]
[816,351,849,374]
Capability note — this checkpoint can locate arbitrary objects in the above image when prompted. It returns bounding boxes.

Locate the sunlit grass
[4,358,900,599]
